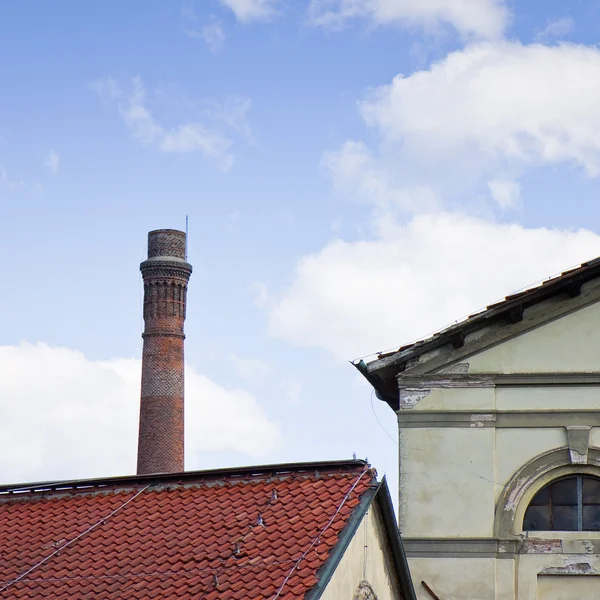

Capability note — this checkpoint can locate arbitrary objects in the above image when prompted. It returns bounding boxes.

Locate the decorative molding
[398,374,494,389]
[398,372,600,389]
[402,538,517,559]
[142,331,186,339]
[494,447,600,538]
[567,426,592,464]
[397,411,600,429]
[403,537,600,558]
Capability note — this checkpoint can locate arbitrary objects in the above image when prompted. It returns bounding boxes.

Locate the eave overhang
[354,256,600,409]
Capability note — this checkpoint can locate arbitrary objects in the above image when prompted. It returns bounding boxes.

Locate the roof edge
[0,459,369,496]
[306,479,377,600]
[363,257,600,377]
[376,478,417,600]
[306,477,417,600]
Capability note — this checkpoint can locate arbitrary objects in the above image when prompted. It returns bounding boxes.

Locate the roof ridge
[0,459,370,496]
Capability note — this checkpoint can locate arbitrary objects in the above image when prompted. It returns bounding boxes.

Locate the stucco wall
[467,301,600,373]
[397,300,600,599]
[409,558,496,600]
[320,503,400,600]
[537,575,600,600]
[399,428,495,537]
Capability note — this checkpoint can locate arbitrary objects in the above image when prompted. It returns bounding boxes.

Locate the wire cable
[0,485,150,594]
[272,468,371,599]
[370,389,398,446]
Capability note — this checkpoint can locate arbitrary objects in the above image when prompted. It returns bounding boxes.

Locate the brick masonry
[137,229,192,475]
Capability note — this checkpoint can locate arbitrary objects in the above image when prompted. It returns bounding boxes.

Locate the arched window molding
[494,447,600,537]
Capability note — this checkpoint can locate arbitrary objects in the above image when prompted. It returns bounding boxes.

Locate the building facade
[358,258,600,599]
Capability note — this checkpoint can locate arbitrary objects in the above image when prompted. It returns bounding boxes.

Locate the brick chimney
[137,229,192,475]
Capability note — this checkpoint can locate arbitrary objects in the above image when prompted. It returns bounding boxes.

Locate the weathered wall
[320,503,400,600]
[537,574,600,600]
[409,558,496,600]
[398,298,600,600]
[467,301,600,373]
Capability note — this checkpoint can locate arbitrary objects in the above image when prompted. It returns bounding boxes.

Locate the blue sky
[3,0,600,504]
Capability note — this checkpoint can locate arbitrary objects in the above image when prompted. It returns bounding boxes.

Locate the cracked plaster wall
[398,302,600,599]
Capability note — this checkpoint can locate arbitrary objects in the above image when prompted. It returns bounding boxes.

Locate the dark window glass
[583,506,600,530]
[529,487,550,505]
[551,478,578,505]
[523,505,550,530]
[524,476,600,531]
[552,505,577,530]
[583,478,600,504]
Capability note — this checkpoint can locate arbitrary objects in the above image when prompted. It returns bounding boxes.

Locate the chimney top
[147,229,187,260]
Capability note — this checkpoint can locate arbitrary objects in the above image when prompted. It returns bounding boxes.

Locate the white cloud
[0,343,281,483]
[0,166,25,191]
[160,124,233,169]
[308,0,508,39]
[487,178,520,209]
[200,19,226,53]
[535,17,574,42]
[92,77,248,170]
[44,150,60,174]
[283,379,302,405]
[262,212,600,360]
[116,77,163,146]
[219,0,280,22]
[322,140,439,214]
[257,39,600,364]
[206,96,255,142]
[182,5,226,53]
[360,41,600,177]
[229,353,271,384]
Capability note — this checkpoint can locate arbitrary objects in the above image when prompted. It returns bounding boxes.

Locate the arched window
[524,476,600,531]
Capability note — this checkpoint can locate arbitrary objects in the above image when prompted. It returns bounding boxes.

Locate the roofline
[306,477,417,600]
[368,258,600,373]
[0,459,369,496]
[357,256,600,405]
[377,478,418,600]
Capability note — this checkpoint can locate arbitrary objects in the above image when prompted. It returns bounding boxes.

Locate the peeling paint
[397,374,494,388]
[563,539,595,554]
[541,561,594,575]
[399,388,430,409]
[505,477,530,512]
[470,414,496,428]
[439,362,470,374]
[522,538,562,554]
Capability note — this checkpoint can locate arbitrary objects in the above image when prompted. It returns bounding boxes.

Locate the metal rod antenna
[185,215,189,260]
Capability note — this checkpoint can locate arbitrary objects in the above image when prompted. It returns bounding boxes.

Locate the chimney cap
[147,229,187,260]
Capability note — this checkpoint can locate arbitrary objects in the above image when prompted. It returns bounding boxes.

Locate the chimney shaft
[137,229,192,474]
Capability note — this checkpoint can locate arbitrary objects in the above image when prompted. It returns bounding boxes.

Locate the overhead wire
[370,389,398,446]
[0,485,150,594]
[271,468,371,600]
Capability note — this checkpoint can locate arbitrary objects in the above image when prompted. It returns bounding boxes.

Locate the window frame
[523,475,600,532]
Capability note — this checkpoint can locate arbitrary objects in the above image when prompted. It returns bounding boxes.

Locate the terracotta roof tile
[0,461,375,599]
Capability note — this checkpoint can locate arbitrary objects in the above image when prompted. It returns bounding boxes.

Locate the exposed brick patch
[137,229,192,475]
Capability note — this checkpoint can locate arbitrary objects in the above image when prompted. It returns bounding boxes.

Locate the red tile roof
[0,461,376,599]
